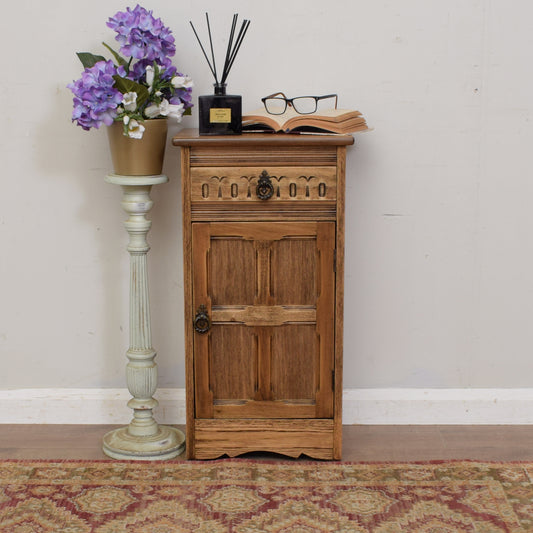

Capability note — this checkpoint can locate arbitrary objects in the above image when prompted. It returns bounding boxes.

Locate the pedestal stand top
[105,174,169,186]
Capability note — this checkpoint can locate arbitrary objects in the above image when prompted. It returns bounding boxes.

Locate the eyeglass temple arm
[264,91,288,99]
[318,94,338,108]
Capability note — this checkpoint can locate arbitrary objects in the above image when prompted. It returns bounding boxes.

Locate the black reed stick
[221,14,238,84]
[189,20,217,81]
[221,18,250,84]
[205,13,218,84]
[190,14,250,86]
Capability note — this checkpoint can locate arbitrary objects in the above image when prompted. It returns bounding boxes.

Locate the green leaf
[102,42,128,68]
[76,52,106,69]
[112,76,150,108]
[184,107,192,116]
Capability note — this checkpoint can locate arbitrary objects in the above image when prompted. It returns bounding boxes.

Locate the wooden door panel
[209,237,256,306]
[270,238,317,305]
[209,325,257,400]
[271,324,317,400]
[192,221,335,419]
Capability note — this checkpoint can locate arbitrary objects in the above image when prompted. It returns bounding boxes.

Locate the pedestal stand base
[103,426,185,461]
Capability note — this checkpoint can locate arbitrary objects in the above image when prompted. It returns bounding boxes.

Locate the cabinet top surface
[172,129,354,148]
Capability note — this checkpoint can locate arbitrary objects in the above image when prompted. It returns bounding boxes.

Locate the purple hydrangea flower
[129,56,177,84]
[171,90,193,110]
[67,60,123,130]
[129,58,154,81]
[159,57,177,80]
[69,7,193,133]
[107,5,176,64]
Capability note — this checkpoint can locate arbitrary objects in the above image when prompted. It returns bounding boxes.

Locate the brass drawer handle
[256,170,274,200]
[194,305,211,334]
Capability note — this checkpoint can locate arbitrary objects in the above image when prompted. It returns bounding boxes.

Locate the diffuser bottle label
[210,108,231,123]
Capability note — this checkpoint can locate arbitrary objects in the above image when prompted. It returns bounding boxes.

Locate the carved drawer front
[190,167,337,203]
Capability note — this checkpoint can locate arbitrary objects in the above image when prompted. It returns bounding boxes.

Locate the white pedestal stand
[102,174,185,460]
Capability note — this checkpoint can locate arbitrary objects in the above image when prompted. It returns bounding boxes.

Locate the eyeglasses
[261,92,338,115]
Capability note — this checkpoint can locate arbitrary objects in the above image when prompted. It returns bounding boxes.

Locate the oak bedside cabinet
[173,129,354,459]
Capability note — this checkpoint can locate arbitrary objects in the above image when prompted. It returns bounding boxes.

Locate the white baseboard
[0,389,185,425]
[342,388,533,425]
[2,388,533,425]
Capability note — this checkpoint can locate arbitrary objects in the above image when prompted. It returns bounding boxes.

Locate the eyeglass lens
[264,98,287,115]
[291,97,317,114]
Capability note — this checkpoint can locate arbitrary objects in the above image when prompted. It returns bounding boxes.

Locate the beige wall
[1,0,532,391]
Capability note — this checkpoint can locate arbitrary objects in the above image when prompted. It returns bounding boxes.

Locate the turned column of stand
[102,174,185,460]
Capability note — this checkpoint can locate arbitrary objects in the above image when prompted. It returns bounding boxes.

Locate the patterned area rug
[0,459,532,532]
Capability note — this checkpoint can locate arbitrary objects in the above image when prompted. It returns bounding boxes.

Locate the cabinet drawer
[190,167,337,203]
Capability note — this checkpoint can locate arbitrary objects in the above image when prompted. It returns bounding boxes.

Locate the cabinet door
[192,221,335,419]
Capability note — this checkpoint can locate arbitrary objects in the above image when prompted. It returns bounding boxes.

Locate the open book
[242,107,369,134]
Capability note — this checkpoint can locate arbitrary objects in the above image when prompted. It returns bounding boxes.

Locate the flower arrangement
[68,5,193,139]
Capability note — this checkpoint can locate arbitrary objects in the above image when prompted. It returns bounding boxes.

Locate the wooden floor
[1,425,533,461]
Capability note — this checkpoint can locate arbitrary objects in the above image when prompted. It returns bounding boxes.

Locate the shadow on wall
[149,122,187,388]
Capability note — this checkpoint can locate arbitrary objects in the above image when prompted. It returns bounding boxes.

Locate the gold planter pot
[107,119,168,176]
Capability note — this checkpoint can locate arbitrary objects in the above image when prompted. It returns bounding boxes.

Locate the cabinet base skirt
[191,418,339,460]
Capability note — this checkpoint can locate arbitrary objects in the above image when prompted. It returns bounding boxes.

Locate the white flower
[122,92,138,112]
[145,65,155,91]
[169,104,185,122]
[159,99,185,122]
[171,75,193,89]
[144,99,185,122]
[144,103,161,119]
[123,115,130,125]
[127,119,145,139]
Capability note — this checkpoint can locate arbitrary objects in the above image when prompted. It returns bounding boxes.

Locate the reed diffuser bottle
[191,14,250,135]
[198,83,241,135]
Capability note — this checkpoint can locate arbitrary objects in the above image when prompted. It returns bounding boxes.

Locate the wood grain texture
[316,222,336,419]
[212,401,317,419]
[172,129,354,148]
[180,147,196,459]
[191,223,214,422]
[212,306,317,326]
[175,132,351,459]
[5,425,533,461]
[188,148,337,167]
[209,326,257,400]
[194,419,335,460]
[334,146,347,459]
[190,201,337,222]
